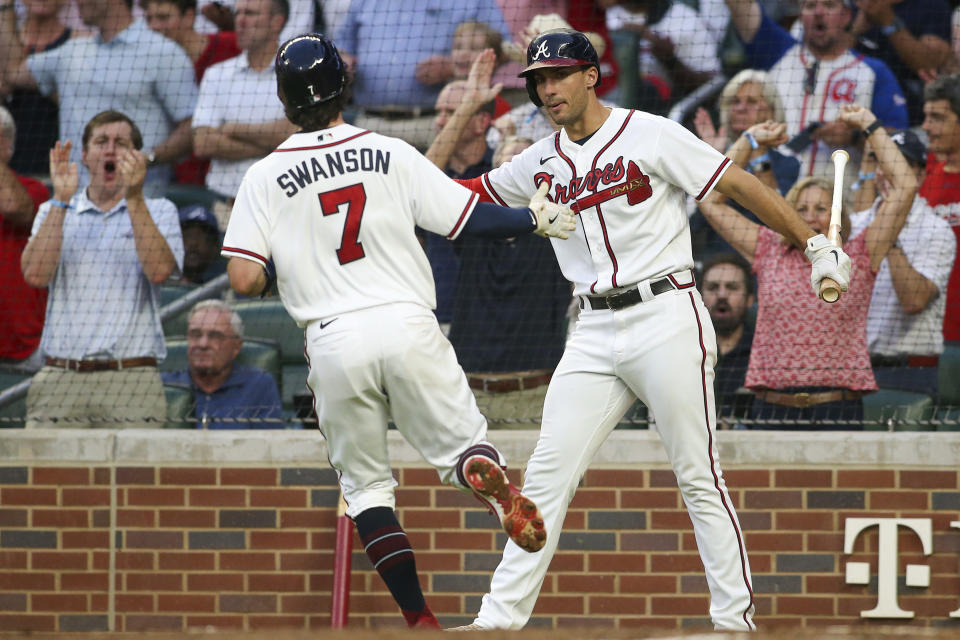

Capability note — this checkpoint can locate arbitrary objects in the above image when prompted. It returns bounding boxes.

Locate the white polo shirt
[193,51,286,198]
[851,196,956,357]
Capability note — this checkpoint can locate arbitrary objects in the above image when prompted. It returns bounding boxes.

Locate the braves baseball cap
[178,204,220,232]
[888,130,926,168]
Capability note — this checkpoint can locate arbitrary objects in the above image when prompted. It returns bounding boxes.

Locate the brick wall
[0,431,958,632]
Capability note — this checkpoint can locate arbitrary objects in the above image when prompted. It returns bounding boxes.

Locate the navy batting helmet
[275,34,346,111]
[518,28,601,107]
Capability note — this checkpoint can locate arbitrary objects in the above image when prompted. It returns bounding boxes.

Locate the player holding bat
[699,104,917,430]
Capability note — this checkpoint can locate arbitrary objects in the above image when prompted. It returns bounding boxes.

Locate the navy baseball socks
[456,445,547,553]
[352,507,441,630]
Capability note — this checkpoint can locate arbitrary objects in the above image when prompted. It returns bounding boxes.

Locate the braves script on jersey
[222,123,480,326]
[477,108,729,295]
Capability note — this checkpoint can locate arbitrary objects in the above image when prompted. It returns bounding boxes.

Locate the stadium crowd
[2,0,960,430]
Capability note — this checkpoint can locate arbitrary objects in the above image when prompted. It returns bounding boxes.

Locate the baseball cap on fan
[888,130,927,168]
[179,204,220,233]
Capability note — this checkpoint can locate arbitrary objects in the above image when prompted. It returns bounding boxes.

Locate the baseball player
[445,29,852,631]
[220,34,576,629]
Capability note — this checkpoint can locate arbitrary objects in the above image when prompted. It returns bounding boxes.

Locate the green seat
[863,389,934,431]
[164,382,196,429]
[934,344,960,431]
[231,301,306,410]
[160,337,282,390]
[0,369,31,428]
[163,184,224,210]
[159,282,198,336]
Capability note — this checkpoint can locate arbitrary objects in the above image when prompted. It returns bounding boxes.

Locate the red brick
[744,490,802,509]
[561,510,585,529]
[310,530,338,550]
[414,551,461,572]
[248,573,305,592]
[619,575,677,593]
[116,594,154,612]
[117,509,156,527]
[649,553,704,572]
[750,555,772,572]
[116,467,155,485]
[159,552,215,571]
[124,574,179,595]
[280,510,331,528]
[588,553,646,573]
[584,469,646,487]
[158,594,215,612]
[584,595,643,614]
[126,531,183,549]
[434,531,495,550]
[115,552,154,570]
[649,511,694,530]
[61,572,108,590]
[401,468,439,485]
[738,511,772,530]
[0,551,27,569]
[190,488,246,507]
[649,470,678,487]
[436,490,475,508]
[0,614,56,631]
[621,532,679,551]
[900,470,957,489]
[126,488,184,506]
[30,508,87,527]
[621,490,678,508]
[62,531,110,549]
[32,467,90,485]
[159,468,216,485]
[93,468,110,484]
[30,551,87,570]
[280,552,331,572]
[806,575,847,593]
[308,573,334,592]
[158,509,215,528]
[185,615,244,628]
[744,532,803,551]
[32,593,88,612]
[220,552,276,571]
[221,468,276,486]
[395,488,431,507]
[569,489,617,509]
[397,508,460,529]
[776,511,835,531]
[187,573,244,591]
[62,488,110,506]
[547,553,584,572]
[250,488,308,508]
[650,595,709,614]
[778,596,836,615]
[220,594,277,613]
[558,574,615,593]
[868,491,929,509]
[281,595,329,614]
[532,595,585,614]
[250,531,308,550]
[775,469,833,487]
[1,488,57,505]
[837,470,895,488]
[807,533,844,551]
[124,615,183,631]
[725,469,771,487]
[92,509,109,527]
[0,572,55,590]
[0,508,27,526]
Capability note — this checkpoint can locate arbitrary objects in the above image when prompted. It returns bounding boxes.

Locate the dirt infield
[2,627,958,640]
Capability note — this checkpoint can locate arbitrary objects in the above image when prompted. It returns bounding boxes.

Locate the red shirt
[0,175,49,360]
[919,153,960,341]
[175,32,242,185]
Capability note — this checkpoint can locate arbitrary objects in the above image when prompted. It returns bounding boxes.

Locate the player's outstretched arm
[460,183,575,240]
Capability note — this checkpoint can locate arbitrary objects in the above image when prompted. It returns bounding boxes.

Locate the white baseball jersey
[477,108,730,296]
[222,124,480,326]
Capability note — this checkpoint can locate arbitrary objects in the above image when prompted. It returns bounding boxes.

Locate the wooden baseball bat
[819,149,849,303]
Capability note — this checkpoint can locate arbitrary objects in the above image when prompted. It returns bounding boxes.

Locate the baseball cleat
[462,455,546,553]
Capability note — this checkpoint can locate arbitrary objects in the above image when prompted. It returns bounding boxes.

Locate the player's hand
[528,182,575,239]
[49,140,78,203]
[804,234,851,297]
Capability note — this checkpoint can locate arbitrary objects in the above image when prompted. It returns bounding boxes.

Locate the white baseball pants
[473,287,756,631]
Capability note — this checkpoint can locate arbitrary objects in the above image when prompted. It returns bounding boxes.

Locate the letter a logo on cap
[534,41,550,60]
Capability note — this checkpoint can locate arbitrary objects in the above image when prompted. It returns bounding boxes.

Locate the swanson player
[221,34,576,630]
[445,29,852,631]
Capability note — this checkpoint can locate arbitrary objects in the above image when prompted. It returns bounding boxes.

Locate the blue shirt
[27,20,198,197]
[162,365,284,429]
[32,190,185,360]
[336,0,512,109]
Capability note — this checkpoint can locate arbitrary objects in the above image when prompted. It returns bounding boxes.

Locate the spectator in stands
[192,0,294,202]
[2,0,73,176]
[847,0,953,126]
[601,0,721,112]
[162,300,282,428]
[143,0,242,186]
[335,0,513,150]
[698,104,916,430]
[919,73,960,346]
[0,105,49,371]
[849,130,954,397]
[724,0,908,184]
[700,252,755,427]
[21,110,185,428]
[0,0,198,197]
[192,0,315,45]
[178,204,225,284]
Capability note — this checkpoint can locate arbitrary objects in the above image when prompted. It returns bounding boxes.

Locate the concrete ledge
[1,429,958,468]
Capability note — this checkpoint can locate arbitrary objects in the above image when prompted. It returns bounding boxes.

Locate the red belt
[467,370,553,393]
[756,389,863,409]
[45,356,158,372]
